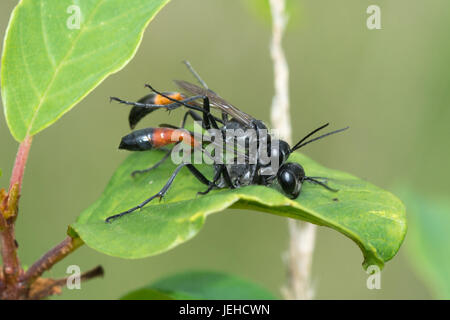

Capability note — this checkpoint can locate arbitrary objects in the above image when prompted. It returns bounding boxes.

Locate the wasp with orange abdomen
[105,61,348,222]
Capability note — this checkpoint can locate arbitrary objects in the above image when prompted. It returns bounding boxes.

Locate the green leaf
[1,0,170,142]
[401,190,450,299]
[72,150,406,269]
[120,270,277,300]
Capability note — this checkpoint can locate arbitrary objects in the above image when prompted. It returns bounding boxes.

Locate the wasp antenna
[292,126,349,152]
[305,177,339,192]
[145,83,156,92]
[182,60,209,89]
[290,123,330,152]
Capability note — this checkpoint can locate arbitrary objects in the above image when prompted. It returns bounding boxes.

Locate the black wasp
[105,61,348,222]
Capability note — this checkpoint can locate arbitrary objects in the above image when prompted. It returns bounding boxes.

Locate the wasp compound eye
[270,139,291,165]
[119,128,154,151]
[277,163,305,199]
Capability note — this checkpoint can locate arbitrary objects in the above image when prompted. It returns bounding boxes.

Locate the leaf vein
[25,0,105,137]
[39,0,56,67]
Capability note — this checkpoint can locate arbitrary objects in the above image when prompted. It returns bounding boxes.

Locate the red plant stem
[8,135,33,193]
[0,136,33,293]
[1,136,94,299]
[0,216,21,289]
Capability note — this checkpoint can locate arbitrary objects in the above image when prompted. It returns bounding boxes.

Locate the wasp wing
[174,80,255,127]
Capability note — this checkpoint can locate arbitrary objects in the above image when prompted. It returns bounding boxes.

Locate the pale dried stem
[269,0,291,144]
[268,0,317,300]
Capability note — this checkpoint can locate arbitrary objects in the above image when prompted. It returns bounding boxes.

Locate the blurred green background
[1,0,449,299]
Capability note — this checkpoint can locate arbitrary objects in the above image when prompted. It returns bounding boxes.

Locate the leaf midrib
[24,0,105,137]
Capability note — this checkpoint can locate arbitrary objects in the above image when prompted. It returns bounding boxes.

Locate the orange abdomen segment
[154,92,185,105]
[151,128,200,148]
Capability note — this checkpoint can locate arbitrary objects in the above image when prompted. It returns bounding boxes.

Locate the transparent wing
[174,80,255,127]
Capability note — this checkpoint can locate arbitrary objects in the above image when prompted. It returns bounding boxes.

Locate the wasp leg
[111,95,206,114]
[197,166,223,196]
[105,163,213,223]
[197,184,216,196]
[144,85,218,128]
[131,109,201,177]
[144,85,236,189]
[131,109,207,178]
[304,177,339,192]
[142,84,226,130]
[182,110,202,127]
[112,92,224,126]
[197,94,236,189]
[206,118,235,189]
[185,164,213,186]
[180,109,224,132]
[218,166,235,189]
[131,148,173,177]
[106,164,187,222]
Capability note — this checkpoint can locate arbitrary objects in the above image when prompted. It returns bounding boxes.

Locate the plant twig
[8,135,33,193]
[28,265,104,300]
[21,236,84,286]
[282,221,316,299]
[268,0,317,300]
[0,136,32,296]
[0,213,22,298]
[0,136,96,300]
[0,212,21,283]
[269,0,291,144]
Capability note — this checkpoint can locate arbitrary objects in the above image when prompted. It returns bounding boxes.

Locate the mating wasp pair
[105,61,348,222]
